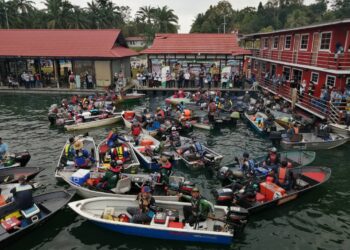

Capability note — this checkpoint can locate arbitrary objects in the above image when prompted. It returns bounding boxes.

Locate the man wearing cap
[263,147,280,171]
[127,186,157,224]
[179,187,214,227]
[0,137,9,162]
[97,160,122,190]
[74,140,95,168]
[10,175,34,210]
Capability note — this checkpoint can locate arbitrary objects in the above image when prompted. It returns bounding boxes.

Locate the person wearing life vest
[184,137,206,159]
[74,140,95,168]
[237,152,256,176]
[106,128,125,148]
[131,120,142,145]
[275,160,292,190]
[127,186,157,224]
[10,175,34,210]
[65,137,76,161]
[110,141,130,163]
[208,99,217,123]
[181,109,191,121]
[156,107,165,119]
[263,147,280,171]
[97,160,122,190]
[179,187,214,226]
[169,127,181,147]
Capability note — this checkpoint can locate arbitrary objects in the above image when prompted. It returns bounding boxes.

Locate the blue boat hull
[93,221,233,245]
[135,151,160,172]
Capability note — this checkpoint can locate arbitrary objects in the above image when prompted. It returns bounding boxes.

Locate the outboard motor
[269,130,282,146]
[212,187,234,205]
[217,166,234,186]
[203,153,216,168]
[178,181,195,194]
[14,151,31,167]
[226,206,249,237]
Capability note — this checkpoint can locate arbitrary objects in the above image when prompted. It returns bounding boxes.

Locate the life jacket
[65,144,72,157]
[111,146,124,160]
[183,109,191,119]
[278,167,288,184]
[132,125,142,136]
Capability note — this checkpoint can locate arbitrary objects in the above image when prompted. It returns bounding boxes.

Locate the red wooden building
[242,19,350,121]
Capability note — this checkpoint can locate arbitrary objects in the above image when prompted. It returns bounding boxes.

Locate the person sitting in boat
[275,160,292,190]
[65,137,76,161]
[96,160,122,191]
[285,122,301,142]
[127,186,156,224]
[156,107,165,119]
[0,137,9,162]
[169,127,181,148]
[232,179,260,208]
[208,99,217,123]
[179,187,214,226]
[74,140,95,168]
[181,109,192,121]
[265,109,275,128]
[106,128,125,148]
[177,101,185,113]
[263,147,280,171]
[131,120,142,145]
[182,137,206,160]
[153,156,172,195]
[178,89,185,98]
[316,123,331,140]
[10,175,34,210]
[235,152,256,176]
[110,141,130,163]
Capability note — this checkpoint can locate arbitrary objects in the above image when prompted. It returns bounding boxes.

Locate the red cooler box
[1,217,21,232]
[260,182,286,201]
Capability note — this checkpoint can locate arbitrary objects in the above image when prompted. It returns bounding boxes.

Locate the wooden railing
[250,49,350,70]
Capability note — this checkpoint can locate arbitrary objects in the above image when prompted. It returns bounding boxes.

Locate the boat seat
[295,178,309,189]
[111,177,131,194]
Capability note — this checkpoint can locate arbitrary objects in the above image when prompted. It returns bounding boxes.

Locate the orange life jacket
[293,127,299,135]
[132,125,142,136]
[278,167,287,184]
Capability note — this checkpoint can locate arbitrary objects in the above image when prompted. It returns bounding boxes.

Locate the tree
[136,5,155,24]
[285,9,310,28]
[153,6,178,33]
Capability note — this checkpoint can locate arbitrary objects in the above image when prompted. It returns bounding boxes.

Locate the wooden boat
[329,123,350,137]
[128,134,163,172]
[0,151,31,169]
[64,113,121,131]
[0,189,75,247]
[55,135,99,182]
[98,139,140,174]
[58,170,186,201]
[281,132,348,150]
[215,166,331,214]
[69,196,248,245]
[0,167,44,184]
[165,92,194,105]
[244,112,285,136]
[176,137,223,170]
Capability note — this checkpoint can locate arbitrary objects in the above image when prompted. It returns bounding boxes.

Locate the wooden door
[293,34,300,63]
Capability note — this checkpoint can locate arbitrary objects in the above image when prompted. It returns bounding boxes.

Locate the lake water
[0,92,349,250]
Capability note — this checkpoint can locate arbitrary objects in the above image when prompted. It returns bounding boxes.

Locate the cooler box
[260,182,286,201]
[168,221,184,229]
[255,192,266,202]
[154,212,167,224]
[70,169,90,185]
[166,209,179,222]
[1,217,21,232]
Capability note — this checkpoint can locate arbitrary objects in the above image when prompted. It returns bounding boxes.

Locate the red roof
[126,36,145,41]
[0,29,138,58]
[141,33,251,55]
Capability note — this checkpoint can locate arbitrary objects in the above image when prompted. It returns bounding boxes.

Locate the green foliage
[190,0,350,34]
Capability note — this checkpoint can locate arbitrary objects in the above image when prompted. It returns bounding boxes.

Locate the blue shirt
[0,143,8,160]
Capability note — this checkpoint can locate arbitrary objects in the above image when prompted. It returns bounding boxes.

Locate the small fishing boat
[55,135,99,182]
[128,134,163,172]
[58,170,188,201]
[69,196,248,245]
[329,123,350,137]
[280,132,348,150]
[176,137,223,170]
[0,151,31,169]
[64,113,121,131]
[190,116,213,130]
[121,110,137,129]
[0,167,44,184]
[214,166,331,214]
[114,92,145,104]
[0,182,41,208]
[165,92,194,105]
[98,139,140,174]
[0,189,75,247]
[244,112,285,136]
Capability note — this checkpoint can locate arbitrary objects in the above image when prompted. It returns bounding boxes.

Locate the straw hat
[73,140,83,150]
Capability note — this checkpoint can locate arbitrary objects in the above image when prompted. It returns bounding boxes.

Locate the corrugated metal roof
[0,29,138,58]
[141,33,251,55]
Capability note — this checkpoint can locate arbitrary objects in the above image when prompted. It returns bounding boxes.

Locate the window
[326,75,336,88]
[283,67,291,81]
[311,72,319,84]
[320,32,331,50]
[273,36,279,49]
[300,34,309,50]
[271,64,276,76]
[285,36,291,49]
[263,38,269,49]
[346,77,350,86]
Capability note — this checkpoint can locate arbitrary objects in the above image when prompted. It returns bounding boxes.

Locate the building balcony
[250,49,350,71]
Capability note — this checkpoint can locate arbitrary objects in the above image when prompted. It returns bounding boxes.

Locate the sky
[33,0,316,33]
